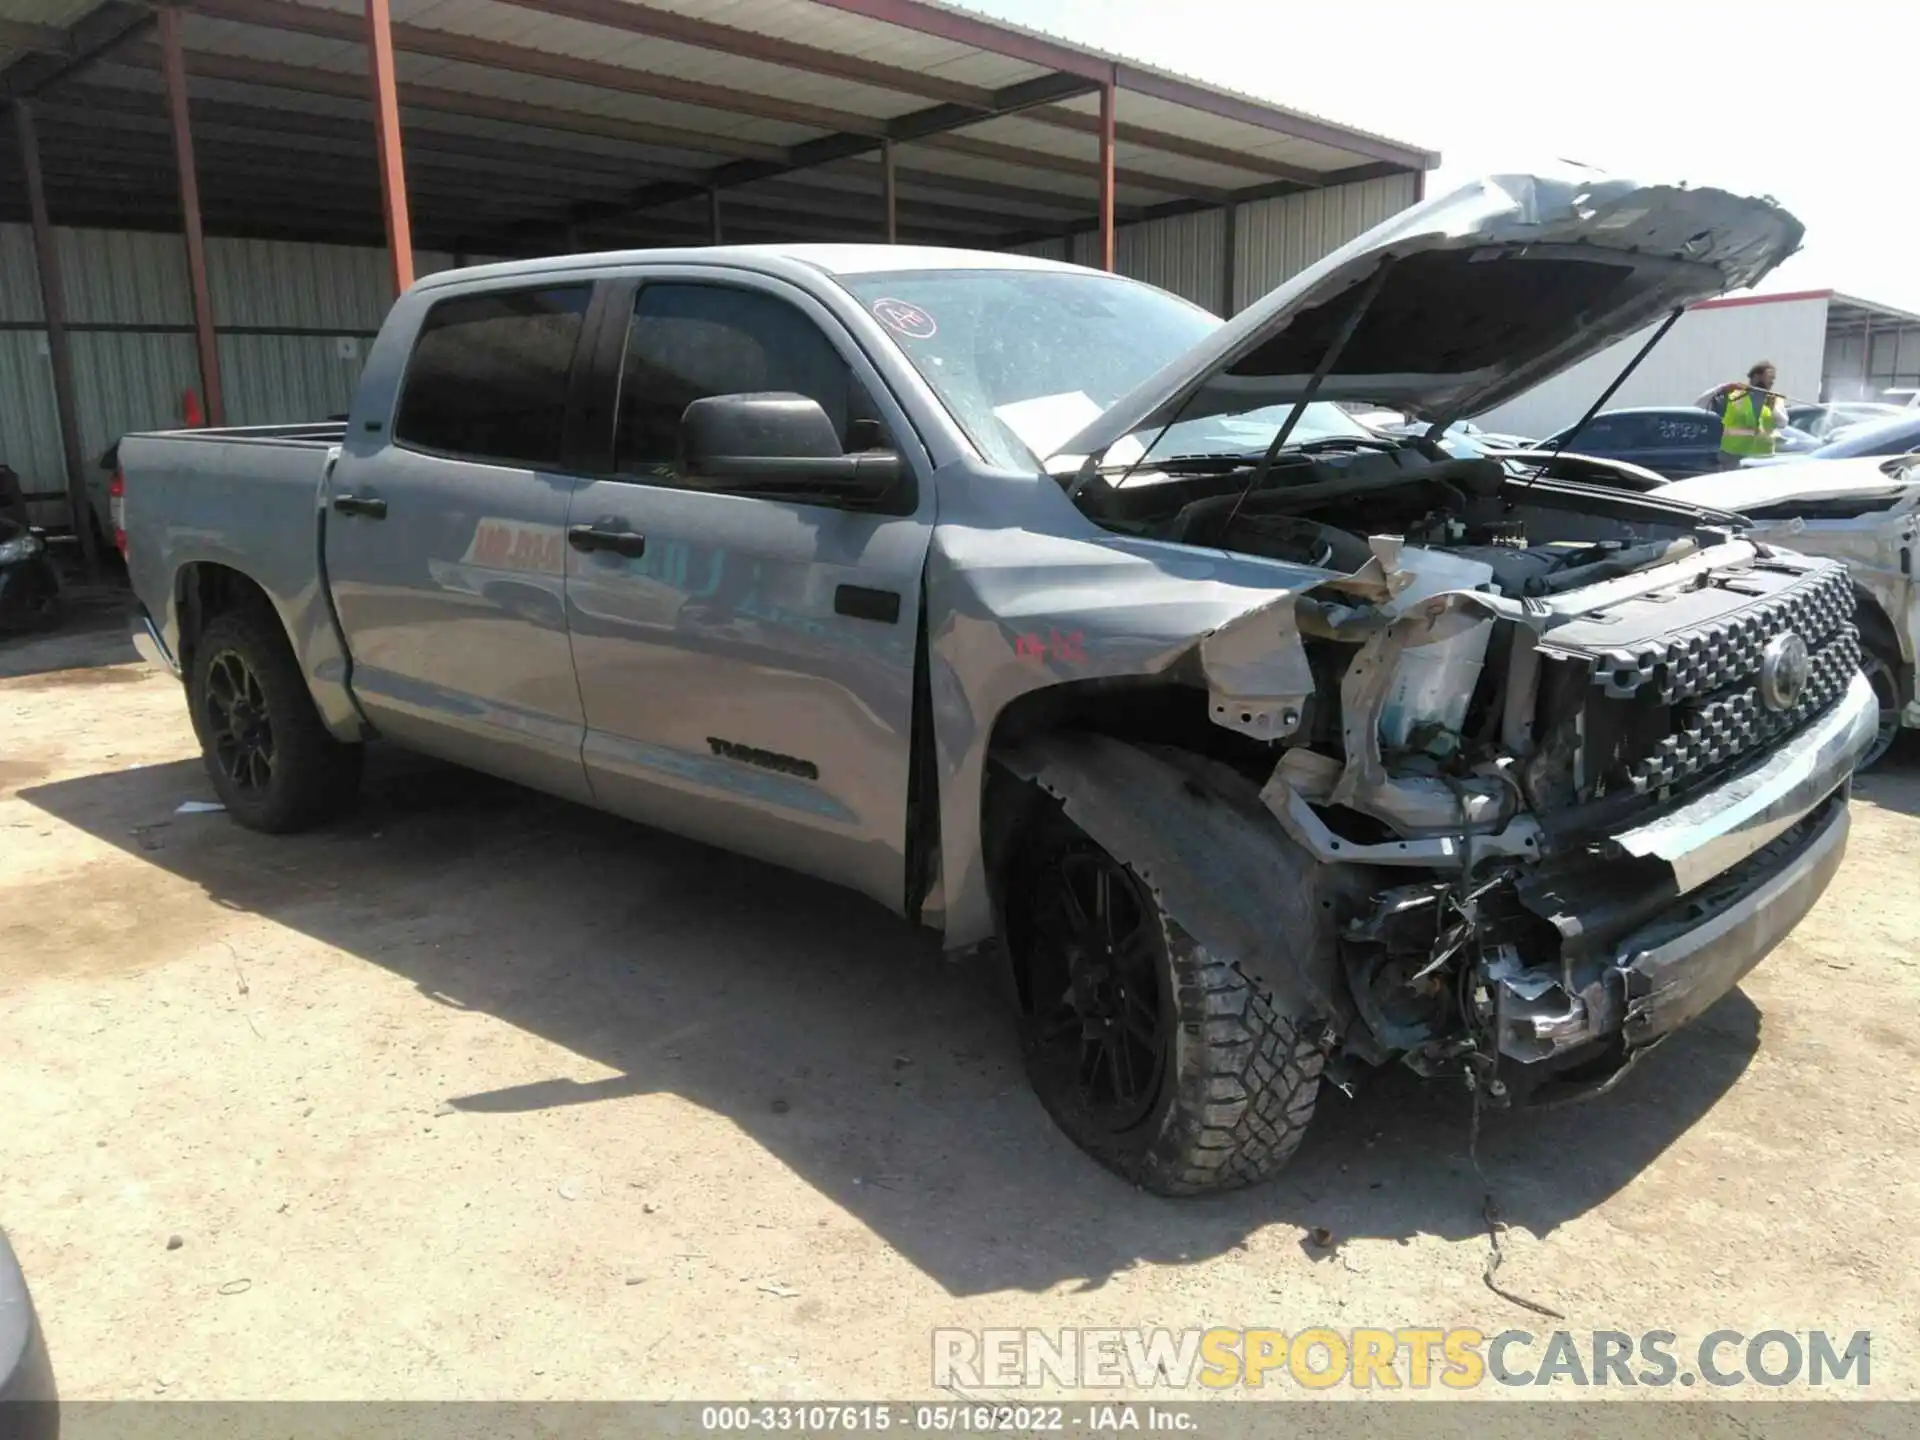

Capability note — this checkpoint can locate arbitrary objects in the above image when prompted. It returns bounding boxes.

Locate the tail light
[109,470,127,557]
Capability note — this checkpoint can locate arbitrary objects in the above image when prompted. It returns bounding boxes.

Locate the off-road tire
[188,606,363,832]
[1007,801,1324,1196]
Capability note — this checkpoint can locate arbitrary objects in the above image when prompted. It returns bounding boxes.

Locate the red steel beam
[1097,75,1115,272]
[364,0,414,293]
[11,101,102,580]
[157,6,224,426]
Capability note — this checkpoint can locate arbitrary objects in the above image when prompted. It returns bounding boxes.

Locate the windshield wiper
[1096,452,1254,474]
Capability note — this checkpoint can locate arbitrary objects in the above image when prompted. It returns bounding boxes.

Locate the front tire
[188,606,363,832]
[1006,800,1324,1196]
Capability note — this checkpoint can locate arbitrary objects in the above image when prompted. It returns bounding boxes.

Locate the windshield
[1811,412,1920,459]
[836,267,1219,470]
[1122,400,1379,467]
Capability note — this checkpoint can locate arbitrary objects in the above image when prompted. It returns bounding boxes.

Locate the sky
[957,0,1920,313]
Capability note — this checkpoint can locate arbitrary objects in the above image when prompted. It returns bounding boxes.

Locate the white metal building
[1473,289,1920,441]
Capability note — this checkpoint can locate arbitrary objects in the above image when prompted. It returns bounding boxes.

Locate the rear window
[393,285,591,467]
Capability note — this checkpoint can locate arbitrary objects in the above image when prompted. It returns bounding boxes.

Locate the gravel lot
[3,610,1917,1406]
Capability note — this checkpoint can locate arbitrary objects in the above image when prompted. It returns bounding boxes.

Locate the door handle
[567,523,646,558]
[333,492,388,519]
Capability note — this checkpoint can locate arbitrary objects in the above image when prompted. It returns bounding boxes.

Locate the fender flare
[993,732,1349,1022]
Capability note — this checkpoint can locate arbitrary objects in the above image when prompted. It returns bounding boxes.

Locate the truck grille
[1533,559,1859,811]
[1624,626,1859,794]
[1585,564,1854,704]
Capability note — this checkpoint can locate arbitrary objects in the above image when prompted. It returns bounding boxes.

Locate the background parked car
[1740,410,1920,467]
[0,1228,57,1435]
[1787,401,1906,441]
[1536,405,1819,478]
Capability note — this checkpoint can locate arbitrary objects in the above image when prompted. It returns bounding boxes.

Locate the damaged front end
[1178,504,1877,1105]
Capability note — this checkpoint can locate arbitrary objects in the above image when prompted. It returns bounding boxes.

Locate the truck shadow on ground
[23,747,1761,1299]
[1853,736,1920,819]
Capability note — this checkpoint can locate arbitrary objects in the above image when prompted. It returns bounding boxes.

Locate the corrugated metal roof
[0,0,1436,262]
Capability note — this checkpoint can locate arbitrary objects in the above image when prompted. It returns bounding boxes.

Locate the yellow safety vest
[1721,388,1782,457]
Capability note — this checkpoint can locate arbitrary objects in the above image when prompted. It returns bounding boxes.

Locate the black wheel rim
[1863,656,1900,769]
[203,648,275,795]
[1020,837,1169,1131]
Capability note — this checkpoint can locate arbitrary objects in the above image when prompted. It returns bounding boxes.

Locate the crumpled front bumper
[1493,671,1877,1089]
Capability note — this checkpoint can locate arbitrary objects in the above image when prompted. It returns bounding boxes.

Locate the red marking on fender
[1014,629,1086,664]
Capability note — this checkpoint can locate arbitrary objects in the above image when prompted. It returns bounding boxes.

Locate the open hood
[1053,167,1803,464]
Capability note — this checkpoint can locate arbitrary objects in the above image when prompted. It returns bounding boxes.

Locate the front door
[325,281,597,803]
[565,274,935,911]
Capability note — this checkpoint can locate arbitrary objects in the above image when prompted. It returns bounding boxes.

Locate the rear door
[325,281,598,802]
[564,270,935,912]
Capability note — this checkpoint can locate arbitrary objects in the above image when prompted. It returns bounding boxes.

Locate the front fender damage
[994,734,1354,1023]
[1188,538,1543,855]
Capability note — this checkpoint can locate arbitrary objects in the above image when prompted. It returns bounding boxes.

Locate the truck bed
[119,421,362,737]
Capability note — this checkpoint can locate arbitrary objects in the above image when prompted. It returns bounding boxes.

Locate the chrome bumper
[131,608,179,676]
[1617,799,1848,1046]
[1612,671,1877,893]
[1495,677,1873,1076]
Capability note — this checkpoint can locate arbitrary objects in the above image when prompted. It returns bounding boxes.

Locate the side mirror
[678,392,901,502]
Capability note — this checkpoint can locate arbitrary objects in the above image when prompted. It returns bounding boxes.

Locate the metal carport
[0,0,1436,572]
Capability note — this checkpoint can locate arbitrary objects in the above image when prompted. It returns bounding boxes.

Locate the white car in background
[1661,455,1920,767]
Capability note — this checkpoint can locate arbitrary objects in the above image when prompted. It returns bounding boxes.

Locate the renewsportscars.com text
[931,1327,1872,1391]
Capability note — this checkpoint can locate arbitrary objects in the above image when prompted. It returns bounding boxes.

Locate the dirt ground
[3,604,1918,1407]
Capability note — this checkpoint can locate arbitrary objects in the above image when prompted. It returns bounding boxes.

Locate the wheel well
[979,677,1279,927]
[175,563,277,676]
[1852,584,1911,703]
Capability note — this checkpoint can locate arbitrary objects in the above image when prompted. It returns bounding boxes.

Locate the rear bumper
[131,604,179,677]
[1494,675,1875,1085]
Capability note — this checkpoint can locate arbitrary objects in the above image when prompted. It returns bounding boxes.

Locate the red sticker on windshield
[872,298,936,339]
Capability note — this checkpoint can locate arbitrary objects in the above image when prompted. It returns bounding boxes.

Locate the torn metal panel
[1263,773,1541,868]
[995,733,1349,1020]
[1195,593,1314,740]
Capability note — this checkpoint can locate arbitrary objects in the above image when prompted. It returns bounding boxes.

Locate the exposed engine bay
[1065,441,1868,1101]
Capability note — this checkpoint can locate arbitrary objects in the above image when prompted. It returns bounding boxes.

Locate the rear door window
[393,285,592,467]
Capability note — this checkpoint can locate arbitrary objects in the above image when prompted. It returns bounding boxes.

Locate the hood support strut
[1222,260,1395,535]
[1538,305,1687,460]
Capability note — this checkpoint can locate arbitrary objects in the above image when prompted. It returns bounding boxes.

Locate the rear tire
[1860,649,1902,771]
[1006,799,1324,1196]
[188,606,362,832]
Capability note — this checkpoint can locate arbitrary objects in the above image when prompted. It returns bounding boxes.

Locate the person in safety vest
[1696,361,1786,468]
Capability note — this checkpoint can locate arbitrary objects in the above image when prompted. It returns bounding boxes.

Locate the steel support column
[882,138,897,243]
[1219,200,1236,317]
[157,6,224,426]
[707,186,721,243]
[13,101,100,580]
[364,0,414,293]
[1097,71,1115,272]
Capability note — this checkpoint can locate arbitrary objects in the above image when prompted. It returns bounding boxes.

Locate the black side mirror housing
[678,392,902,503]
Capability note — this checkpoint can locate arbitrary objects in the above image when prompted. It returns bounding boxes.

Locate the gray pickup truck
[122,171,1877,1195]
